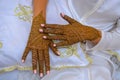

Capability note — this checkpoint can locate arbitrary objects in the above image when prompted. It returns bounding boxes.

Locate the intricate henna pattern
[22,13,59,76]
[42,14,101,47]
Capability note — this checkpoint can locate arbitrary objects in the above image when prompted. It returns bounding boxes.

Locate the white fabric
[0,0,120,80]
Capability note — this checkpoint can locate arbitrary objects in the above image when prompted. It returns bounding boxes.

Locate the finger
[43,48,50,74]
[45,24,62,29]
[38,50,44,76]
[22,47,30,62]
[43,35,66,40]
[49,42,60,56]
[42,28,64,34]
[32,49,38,74]
[55,41,69,47]
[60,13,77,24]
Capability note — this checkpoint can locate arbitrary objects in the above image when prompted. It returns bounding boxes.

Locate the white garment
[0,0,120,80]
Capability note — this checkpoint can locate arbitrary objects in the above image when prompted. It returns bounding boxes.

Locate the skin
[33,0,48,77]
[22,0,59,78]
[33,0,48,18]
[40,13,101,46]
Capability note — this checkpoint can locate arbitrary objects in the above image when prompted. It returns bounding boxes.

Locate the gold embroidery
[14,4,32,22]
[53,39,80,58]
[107,50,120,61]
[85,54,93,64]
[0,64,91,73]
[0,42,3,48]
[59,45,79,58]
[57,42,92,64]
[0,65,32,74]
[80,43,93,64]
[51,64,90,70]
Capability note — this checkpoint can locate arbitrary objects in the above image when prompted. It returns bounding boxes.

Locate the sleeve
[86,18,120,50]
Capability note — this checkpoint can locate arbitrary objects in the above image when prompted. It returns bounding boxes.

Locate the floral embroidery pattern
[14,4,32,22]
[59,44,80,58]
[53,39,80,58]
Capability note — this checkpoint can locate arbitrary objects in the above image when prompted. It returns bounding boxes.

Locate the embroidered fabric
[0,0,90,76]
[0,0,115,80]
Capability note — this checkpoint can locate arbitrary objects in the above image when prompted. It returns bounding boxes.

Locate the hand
[40,13,101,47]
[22,13,59,77]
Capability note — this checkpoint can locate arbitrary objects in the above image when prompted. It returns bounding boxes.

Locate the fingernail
[53,44,56,47]
[43,36,47,39]
[41,24,45,27]
[57,51,60,55]
[22,60,24,63]
[39,29,43,32]
[61,13,65,17]
[40,73,43,77]
[34,70,37,74]
[47,71,50,74]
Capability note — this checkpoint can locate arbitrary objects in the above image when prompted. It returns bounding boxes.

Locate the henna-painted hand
[40,13,101,47]
[22,13,59,77]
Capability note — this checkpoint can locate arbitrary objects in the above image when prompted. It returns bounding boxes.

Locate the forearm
[33,0,48,18]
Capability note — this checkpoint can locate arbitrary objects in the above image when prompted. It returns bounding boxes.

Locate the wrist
[33,0,48,19]
[91,30,101,45]
[33,10,46,19]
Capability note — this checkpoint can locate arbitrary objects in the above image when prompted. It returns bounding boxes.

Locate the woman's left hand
[40,13,101,47]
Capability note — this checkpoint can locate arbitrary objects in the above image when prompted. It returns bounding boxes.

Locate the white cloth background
[1,0,120,80]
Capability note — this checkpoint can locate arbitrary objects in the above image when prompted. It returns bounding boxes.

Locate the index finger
[60,13,77,24]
